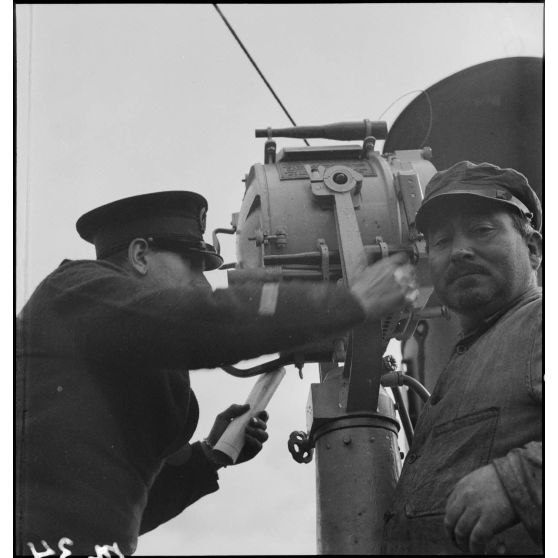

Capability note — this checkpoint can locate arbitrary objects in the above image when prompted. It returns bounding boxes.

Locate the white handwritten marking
[27,540,56,558]
[27,538,123,558]
[88,542,125,558]
[58,538,74,558]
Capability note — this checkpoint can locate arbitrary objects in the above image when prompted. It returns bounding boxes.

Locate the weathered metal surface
[278,159,377,180]
[343,324,384,412]
[255,119,388,141]
[308,163,385,412]
[236,147,435,273]
[314,398,401,554]
[307,367,401,554]
[315,425,400,554]
[233,129,435,555]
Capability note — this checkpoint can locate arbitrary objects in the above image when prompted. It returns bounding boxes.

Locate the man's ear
[526,231,543,271]
[127,238,150,275]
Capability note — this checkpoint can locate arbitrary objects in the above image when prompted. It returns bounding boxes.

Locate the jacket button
[407,452,418,463]
[384,511,395,523]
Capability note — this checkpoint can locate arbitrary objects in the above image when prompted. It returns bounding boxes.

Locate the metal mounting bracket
[306,164,384,412]
[394,166,424,242]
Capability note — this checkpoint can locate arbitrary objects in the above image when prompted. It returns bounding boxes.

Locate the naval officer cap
[415,161,542,233]
[76,191,224,270]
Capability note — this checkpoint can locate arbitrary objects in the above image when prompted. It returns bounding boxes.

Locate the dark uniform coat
[16,259,365,555]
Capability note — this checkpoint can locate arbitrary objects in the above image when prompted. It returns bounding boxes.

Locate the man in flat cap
[382,161,543,555]
[16,190,415,556]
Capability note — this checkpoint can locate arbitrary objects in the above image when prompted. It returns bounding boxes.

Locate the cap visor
[416,191,527,232]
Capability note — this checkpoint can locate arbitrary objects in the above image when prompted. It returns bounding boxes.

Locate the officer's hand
[350,252,418,320]
[444,464,519,554]
[206,404,269,465]
[236,408,269,464]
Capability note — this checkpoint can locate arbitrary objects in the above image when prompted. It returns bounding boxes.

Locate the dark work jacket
[382,288,542,555]
[16,259,365,556]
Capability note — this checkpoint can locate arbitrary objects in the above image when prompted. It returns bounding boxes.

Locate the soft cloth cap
[415,161,542,233]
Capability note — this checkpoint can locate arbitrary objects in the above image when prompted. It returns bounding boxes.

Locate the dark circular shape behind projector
[383,57,542,201]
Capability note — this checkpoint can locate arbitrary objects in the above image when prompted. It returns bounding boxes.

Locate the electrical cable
[212,4,310,146]
[390,386,414,447]
[221,355,295,378]
[381,372,431,403]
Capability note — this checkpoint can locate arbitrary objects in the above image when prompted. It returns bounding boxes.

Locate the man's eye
[432,236,449,248]
[472,226,494,235]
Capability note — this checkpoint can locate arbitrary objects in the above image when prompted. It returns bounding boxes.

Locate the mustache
[445,263,489,283]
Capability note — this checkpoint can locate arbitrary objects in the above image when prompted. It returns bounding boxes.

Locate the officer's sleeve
[139,442,219,535]
[491,309,542,545]
[49,261,366,369]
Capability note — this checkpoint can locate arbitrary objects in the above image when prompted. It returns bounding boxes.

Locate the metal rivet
[333,172,348,185]
[343,435,351,445]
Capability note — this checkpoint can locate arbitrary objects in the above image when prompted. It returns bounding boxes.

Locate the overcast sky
[15,3,544,555]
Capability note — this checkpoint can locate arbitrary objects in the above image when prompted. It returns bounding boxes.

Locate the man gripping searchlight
[382,161,543,555]
[16,190,417,556]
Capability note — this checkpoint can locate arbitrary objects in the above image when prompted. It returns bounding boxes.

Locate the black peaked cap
[76,191,223,270]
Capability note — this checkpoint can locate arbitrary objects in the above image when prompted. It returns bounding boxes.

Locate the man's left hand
[444,464,519,554]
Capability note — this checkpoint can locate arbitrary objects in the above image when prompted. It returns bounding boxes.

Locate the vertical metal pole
[307,163,401,555]
[314,386,401,554]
